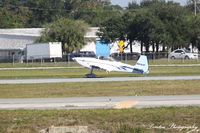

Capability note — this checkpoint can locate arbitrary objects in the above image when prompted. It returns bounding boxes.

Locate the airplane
[73,55,149,78]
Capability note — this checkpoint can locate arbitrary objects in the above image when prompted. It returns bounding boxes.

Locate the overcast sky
[110,0,187,7]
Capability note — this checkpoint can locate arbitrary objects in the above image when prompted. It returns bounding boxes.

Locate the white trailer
[26,42,62,60]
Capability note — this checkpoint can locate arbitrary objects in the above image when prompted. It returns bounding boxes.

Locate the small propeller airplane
[73,55,149,78]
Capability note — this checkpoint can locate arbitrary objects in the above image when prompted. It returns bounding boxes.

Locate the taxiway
[0,95,200,110]
[0,75,200,84]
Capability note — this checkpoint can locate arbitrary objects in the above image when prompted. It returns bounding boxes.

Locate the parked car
[168,49,198,59]
[72,51,96,58]
[110,52,140,60]
[63,51,96,61]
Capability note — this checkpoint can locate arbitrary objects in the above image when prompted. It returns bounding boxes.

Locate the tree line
[0,0,200,53]
[0,0,121,27]
[98,0,200,53]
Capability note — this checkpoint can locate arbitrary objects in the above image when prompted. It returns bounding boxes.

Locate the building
[0,28,41,62]
[0,27,145,62]
[0,28,101,62]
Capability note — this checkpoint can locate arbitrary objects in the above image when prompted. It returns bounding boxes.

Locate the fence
[0,52,199,67]
[110,52,169,61]
[111,52,200,61]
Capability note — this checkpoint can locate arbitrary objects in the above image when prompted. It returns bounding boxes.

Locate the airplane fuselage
[73,57,148,74]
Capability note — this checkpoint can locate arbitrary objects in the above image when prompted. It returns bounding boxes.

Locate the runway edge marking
[113,100,138,109]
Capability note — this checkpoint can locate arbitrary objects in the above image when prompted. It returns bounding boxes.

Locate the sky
[110,0,187,7]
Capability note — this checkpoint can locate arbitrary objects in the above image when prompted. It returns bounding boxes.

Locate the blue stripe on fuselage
[120,66,144,73]
[132,68,144,74]
[121,66,134,70]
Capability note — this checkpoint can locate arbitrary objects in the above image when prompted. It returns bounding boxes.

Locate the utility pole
[194,0,197,15]
[193,0,200,15]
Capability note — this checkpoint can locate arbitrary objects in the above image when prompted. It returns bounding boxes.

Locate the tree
[185,0,200,15]
[36,18,89,53]
[127,1,140,9]
[0,0,123,28]
[127,9,164,53]
[187,15,200,51]
[123,11,138,53]
[0,7,31,28]
[132,1,192,52]
[151,2,191,51]
[24,0,65,27]
[140,0,165,8]
[71,0,123,26]
[97,14,126,43]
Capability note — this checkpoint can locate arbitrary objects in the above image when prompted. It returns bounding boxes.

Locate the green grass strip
[0,107,200,133]
[0,80,199,98]
[0,66,200,79]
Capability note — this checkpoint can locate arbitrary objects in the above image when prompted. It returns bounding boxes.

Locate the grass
[1,59,200,68]
[0,62,78,68]
[123,58,200,65]
[0,59,200,78]
[0,66,200,79]
[0,107,200,133]
[0,60,199,133]
[0,80,199,98]
[149,58,200,65]
[0,68,86,79]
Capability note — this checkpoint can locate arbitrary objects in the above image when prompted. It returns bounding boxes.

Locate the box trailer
[26,42,62,60]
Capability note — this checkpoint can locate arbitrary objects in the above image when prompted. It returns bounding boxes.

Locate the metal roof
[0,28,43,37]
[0,27,98,50]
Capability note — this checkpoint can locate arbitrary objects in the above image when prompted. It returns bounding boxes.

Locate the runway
[0,75,200,84]
[0,95,200,110]
[1,76,200,109]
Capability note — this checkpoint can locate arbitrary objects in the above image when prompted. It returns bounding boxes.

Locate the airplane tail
[134,55,149,74]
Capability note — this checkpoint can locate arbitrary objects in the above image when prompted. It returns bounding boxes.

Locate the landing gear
[85,73,96,78]
[85,67,96,78]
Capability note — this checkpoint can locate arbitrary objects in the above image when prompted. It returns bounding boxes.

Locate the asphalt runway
[0,95,200,110]
[0,75,200,109]
[0,75,200,84]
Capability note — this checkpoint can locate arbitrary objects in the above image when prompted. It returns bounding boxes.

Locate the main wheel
[85,73,96,78]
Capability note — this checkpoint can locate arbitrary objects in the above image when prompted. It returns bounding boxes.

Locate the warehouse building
[0,27,143,62]
[0,28,99,62]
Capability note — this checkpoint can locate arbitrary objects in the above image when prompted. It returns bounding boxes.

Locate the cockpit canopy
[98,56,116,61]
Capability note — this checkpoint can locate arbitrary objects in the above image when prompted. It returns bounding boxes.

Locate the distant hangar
[0,27,142,62]
[0,28,98,62]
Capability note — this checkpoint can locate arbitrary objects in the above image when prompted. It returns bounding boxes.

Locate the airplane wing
[73,55,149,76]
[73,57,119,72]
[89,62,118,72]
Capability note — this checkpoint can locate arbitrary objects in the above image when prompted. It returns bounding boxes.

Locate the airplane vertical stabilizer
[135,55,149,74]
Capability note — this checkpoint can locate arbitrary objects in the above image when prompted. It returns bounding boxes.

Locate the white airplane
[73,55,149,78]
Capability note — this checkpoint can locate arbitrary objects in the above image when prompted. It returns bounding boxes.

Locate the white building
[0,28,41,61]
[1,27,172,61]
[0,28,100,61]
